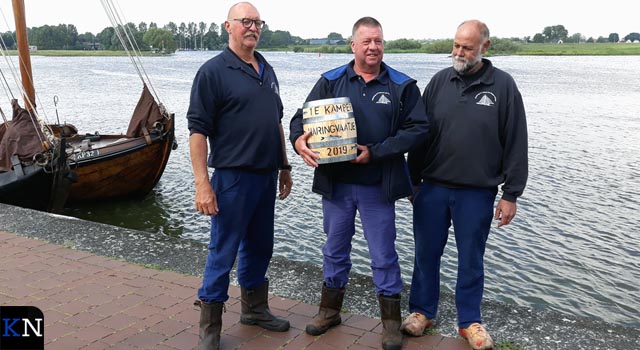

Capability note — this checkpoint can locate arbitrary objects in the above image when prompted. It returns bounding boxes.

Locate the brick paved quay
[2,203,639,350]
[0,230,469,350]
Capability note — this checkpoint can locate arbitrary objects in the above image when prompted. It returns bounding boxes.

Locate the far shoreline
[12,42,640,57]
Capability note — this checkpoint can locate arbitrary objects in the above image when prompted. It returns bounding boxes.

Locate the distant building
[83,42,104,50]
[308,38,346,45]
[28,45,37,52]
[309,39,328,45]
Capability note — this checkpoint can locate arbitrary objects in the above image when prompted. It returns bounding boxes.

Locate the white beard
[453,54,482,74]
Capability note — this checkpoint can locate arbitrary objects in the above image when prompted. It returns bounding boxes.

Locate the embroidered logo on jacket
[271,82,279,95]
[475,91,496,107]
[372,92,391,105]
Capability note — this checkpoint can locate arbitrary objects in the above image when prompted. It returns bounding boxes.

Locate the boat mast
[12,0,36,111]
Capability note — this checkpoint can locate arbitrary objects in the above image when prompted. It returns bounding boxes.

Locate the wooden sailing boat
[1,0,176,208]
[54,0,178,202]
[0,0,72,213]
[56,0,176,203]
[56,84,176,202]
[54,0,177,202]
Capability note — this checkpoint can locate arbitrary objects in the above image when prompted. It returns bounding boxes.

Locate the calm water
[8,52,639,327]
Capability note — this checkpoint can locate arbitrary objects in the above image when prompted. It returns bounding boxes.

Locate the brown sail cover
[0,100,47,172]
[126,84,165,138]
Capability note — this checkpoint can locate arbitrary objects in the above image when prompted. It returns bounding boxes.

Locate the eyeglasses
[230,18,266,29]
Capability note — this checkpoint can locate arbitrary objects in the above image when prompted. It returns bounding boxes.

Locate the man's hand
[190,133,218,216]
[294,132,320,167]
[494,199,517,227]
[278,170,292,200]
[351,144,370,164]
[195,182,219,216]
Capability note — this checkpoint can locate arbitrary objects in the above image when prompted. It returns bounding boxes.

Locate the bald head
[457,20,490,43]
[227,2,259,20]
[224,1,262,55]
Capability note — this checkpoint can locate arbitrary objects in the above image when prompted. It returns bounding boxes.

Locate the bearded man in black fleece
[403,19,528,350]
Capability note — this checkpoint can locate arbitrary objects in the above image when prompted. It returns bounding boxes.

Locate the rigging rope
[0,106,7,124]
[0,6,18,103]
[0,5,54,146]
[0,60,16,103]
[100,0,166,116]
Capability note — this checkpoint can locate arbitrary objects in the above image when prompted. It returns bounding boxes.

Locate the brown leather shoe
[240,281,290,332]
[305,284,345,336]
[197,300,224,350]
[378,294,403,350]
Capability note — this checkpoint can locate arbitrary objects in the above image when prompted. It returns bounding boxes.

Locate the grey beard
[453,56,481,75]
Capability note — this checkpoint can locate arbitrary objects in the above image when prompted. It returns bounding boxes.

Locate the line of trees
[0,22,638,53]
[528,25,640,43]
[0,21,306,53]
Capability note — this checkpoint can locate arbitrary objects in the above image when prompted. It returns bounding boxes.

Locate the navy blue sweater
[187,47,284,172]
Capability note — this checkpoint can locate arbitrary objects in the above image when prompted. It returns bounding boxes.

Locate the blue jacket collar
[322,60,413,86]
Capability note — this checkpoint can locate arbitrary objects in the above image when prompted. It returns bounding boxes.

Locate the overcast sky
[0,0,636,40]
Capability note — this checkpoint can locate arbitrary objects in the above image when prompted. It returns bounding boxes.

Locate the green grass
[495,340,525,349]
[35,50,167,57]
[280,42,640,55]
[5,50,168,57]
[61,241,75,249]
[422,327,439,336]
[134,262,165,270]
[12,42,640,57]
[512,42,640,55]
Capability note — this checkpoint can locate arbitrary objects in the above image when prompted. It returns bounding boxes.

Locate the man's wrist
[279,164,292,171]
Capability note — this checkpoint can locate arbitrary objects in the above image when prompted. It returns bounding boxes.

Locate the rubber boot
[197,300,223,350]
[240,280,290,331]
[379,294,403,350]
[305,283,346,335]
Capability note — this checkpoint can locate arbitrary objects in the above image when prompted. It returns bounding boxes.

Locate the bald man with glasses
[187,2,292,349]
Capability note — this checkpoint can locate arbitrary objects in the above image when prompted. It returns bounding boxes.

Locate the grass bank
[38,50,170,56]
[281,42,640,56]
[13,42,640,56]
[8,50,167,57]
[511,42,640,55]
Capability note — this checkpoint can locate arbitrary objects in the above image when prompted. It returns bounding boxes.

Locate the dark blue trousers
[409,182,497,328]
[321,183,403,296]
[198,168,277,303]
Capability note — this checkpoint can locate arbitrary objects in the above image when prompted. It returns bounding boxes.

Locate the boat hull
[0,165,55,210]
[65,114,175,202]
[0,141,71,213]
